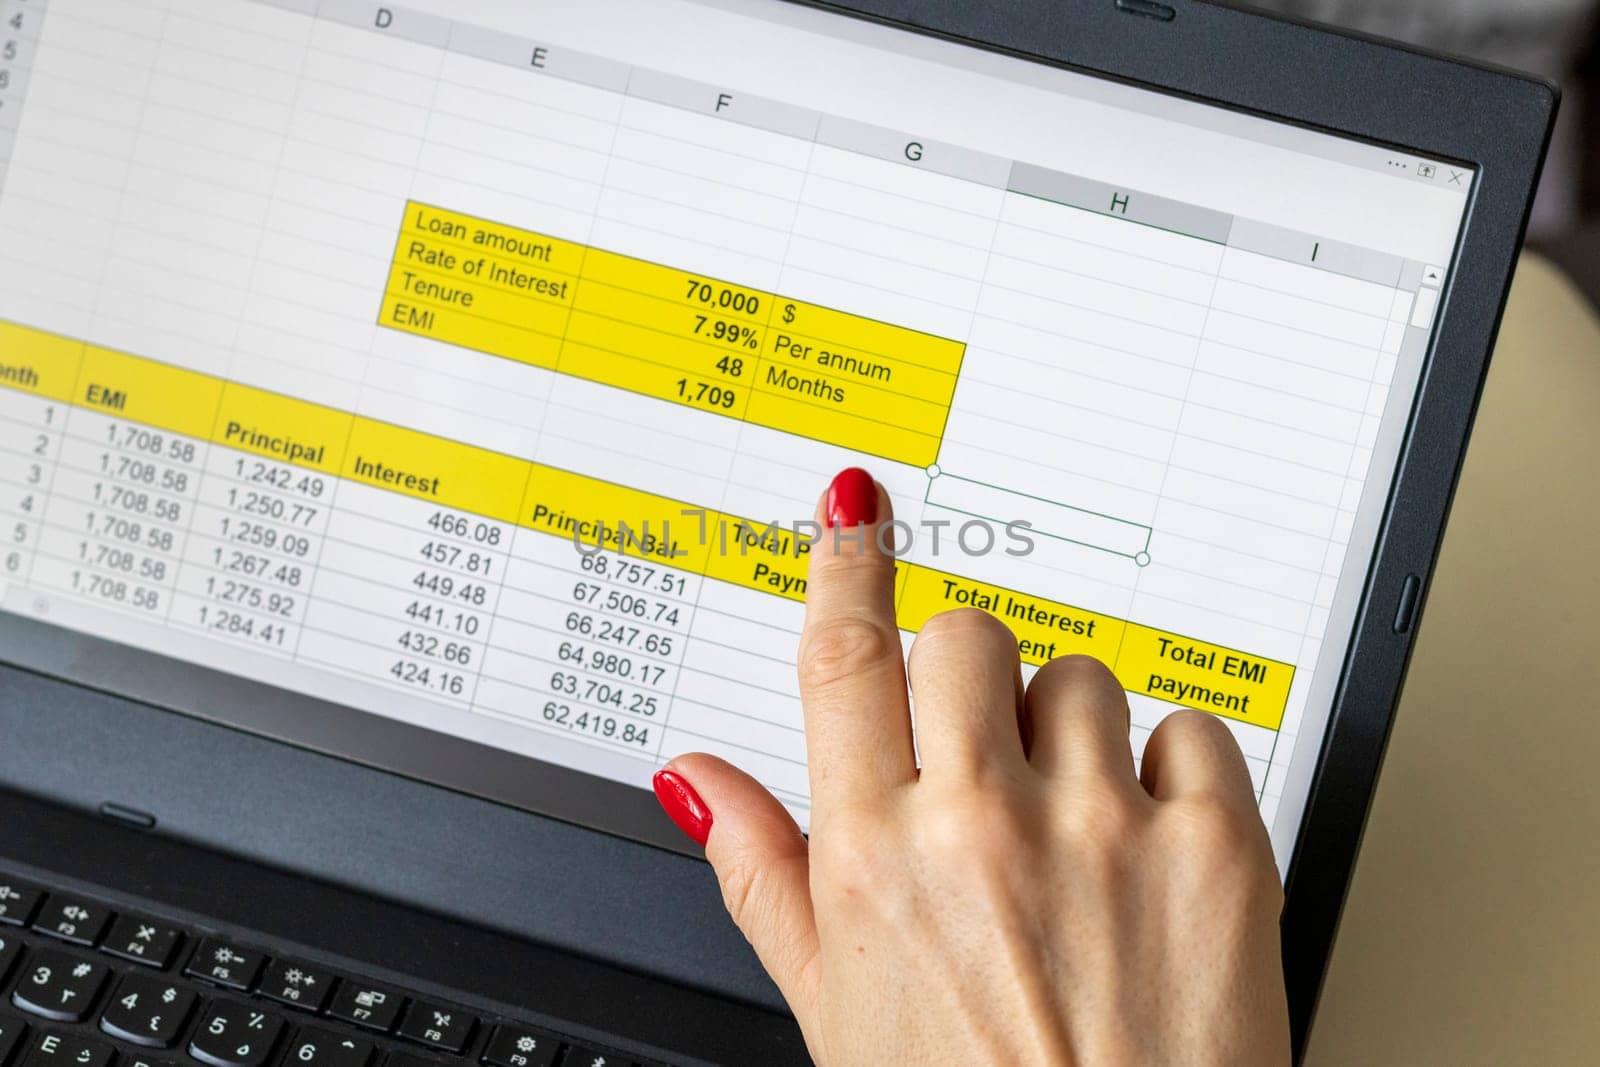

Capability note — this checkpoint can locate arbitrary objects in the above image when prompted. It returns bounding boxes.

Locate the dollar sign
[782,303,795,325]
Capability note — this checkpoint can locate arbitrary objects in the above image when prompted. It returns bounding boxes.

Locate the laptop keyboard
[0,874,647,1067]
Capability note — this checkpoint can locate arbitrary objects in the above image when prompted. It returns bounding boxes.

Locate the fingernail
[825,467,877,528]
[652,768,712,846]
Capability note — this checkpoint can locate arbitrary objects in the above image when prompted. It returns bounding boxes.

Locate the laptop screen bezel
[0,0,1556,1056]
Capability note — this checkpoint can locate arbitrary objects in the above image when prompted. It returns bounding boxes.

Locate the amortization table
[0,318,1293,802]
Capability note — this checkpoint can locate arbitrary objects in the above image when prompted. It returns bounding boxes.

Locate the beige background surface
[1306,255,1600,1064]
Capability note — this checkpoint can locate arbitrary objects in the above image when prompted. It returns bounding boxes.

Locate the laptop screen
[0,0,1471,869]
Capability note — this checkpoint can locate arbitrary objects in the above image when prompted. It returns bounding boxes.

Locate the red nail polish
[652,769,712,846]
[825,467,877,528]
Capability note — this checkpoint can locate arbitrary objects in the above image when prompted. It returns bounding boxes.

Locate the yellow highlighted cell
[583,248,771,323]
[380,294,562,370]
[1113,624,1290,730]
[213,383,352,474]
[564,306,755,377]
[777,299,965,376]
[898,564,1126,665]
[765,328,956,405]
[385,265,571,338]
[753,362,949,434]
[0,322,84,402]
[521,464,710,570]
[74,346,221,440]
[745,389,942,468]
[400,202,586,277]
[343,419,525,523]
[572,280,766,356]
[560,342,751,419]
[390,236,576,306]
[703,512,811,603]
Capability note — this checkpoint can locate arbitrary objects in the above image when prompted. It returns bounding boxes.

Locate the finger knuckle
[798,614,899,693]
[907,610,1017,682]
[1051,788,1140,888]
[915,804,984,861]
[809,810,879,874]
[1155,707,1235,749]
[717,855,769,931]
[1060,784,1141,847]
[1175,797,1253,850]
[1038,652,1118,684]
[913,792,1023,865]
[915,607,1015,650]
[811,821,904,913]
[1030,653,1120,699]
[1165,797,1276,888]
[809,827,861,881]
[812,543,885,576]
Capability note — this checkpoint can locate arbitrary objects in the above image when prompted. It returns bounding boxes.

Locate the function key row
[0,898,473,1057]
[182,941,466,1056]
[0,879,181,972]
[0,876,643,1066]
[0,950,545,1067]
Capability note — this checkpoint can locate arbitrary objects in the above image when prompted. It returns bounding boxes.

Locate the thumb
[655,753,821,1022]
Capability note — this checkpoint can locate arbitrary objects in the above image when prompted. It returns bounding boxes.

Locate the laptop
[0,0,1554,1062]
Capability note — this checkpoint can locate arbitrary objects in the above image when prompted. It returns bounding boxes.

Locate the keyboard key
[102,915,183,970]
[32,899,111,947]
[186,938,266,991]
[11,951,109,1023]
[480,1025,559,1067]
[0,933,21,985]
[189,1004,285,1067]
[124,1057,181,1067]
[396,1002,474,1054]
[0,883,43,928]
[258,961,332,1014]
[99,972,196,1048]
[0,1015,27,1067]
[282,1027,373,1067]
[558,1048,628,1067]
[20,1032,113,1067]
[325,982,403,1033]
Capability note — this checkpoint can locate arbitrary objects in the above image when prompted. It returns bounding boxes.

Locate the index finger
[797,468,916,814]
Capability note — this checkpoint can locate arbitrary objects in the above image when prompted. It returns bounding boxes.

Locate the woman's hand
[653,468,1290,1065]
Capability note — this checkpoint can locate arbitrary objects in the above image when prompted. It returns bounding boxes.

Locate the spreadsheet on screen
[0,0,1471,866]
